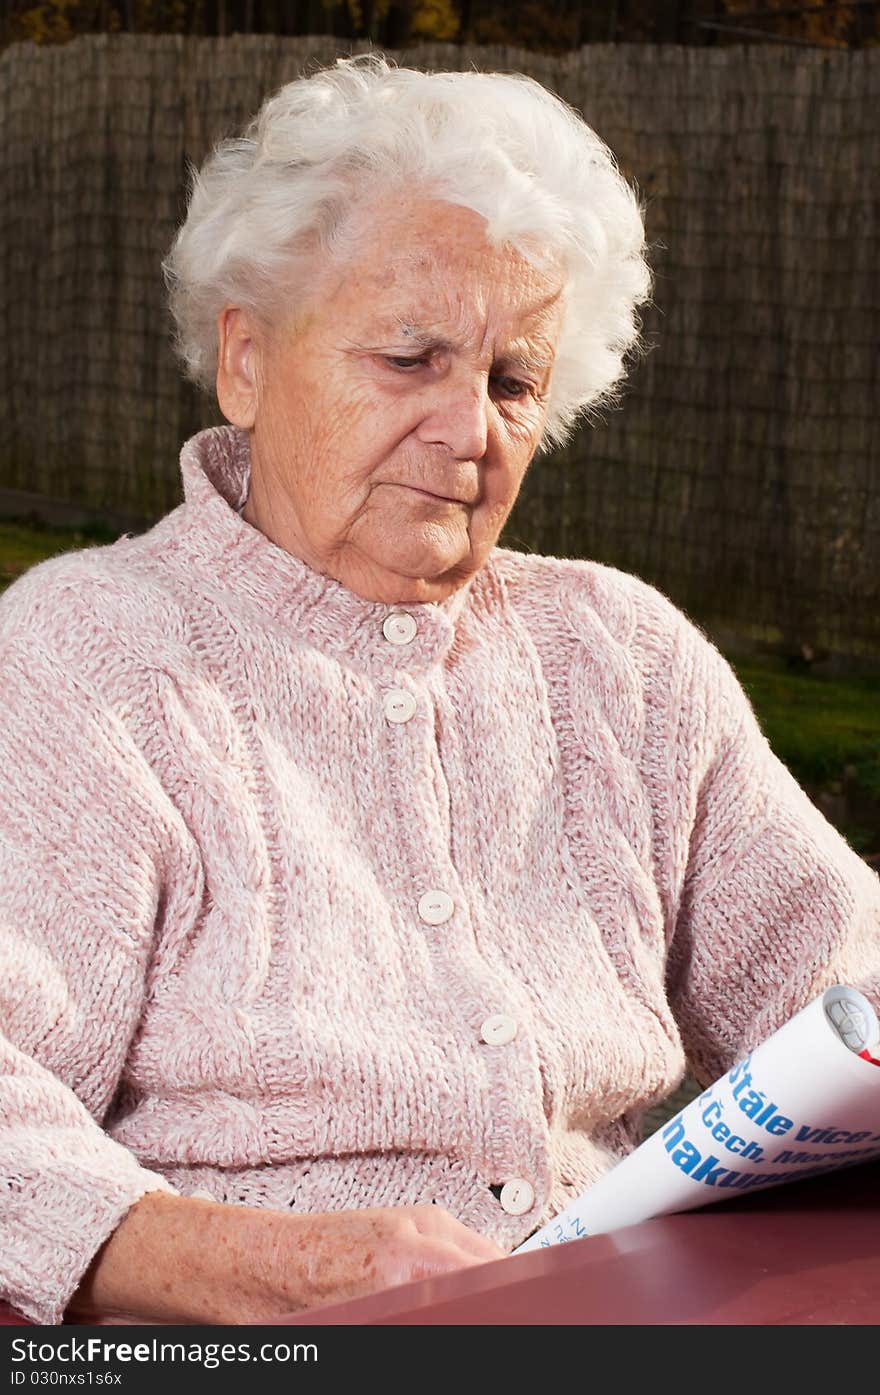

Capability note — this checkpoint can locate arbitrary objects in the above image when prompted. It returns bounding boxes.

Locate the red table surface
[2,1161,878,1326]
[275,1160,880,1326]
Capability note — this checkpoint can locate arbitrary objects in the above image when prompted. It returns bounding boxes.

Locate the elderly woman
[1,55,878,1327]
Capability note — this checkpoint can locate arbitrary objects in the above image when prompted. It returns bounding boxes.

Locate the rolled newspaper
[514,984,880,1254]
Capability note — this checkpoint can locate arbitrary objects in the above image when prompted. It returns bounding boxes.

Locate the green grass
[734,656,880,856]
[0,518,118,590]
[1,519,878,852]
[735,659,880,800]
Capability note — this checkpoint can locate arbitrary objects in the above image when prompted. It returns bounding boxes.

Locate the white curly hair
[163,53,653,450]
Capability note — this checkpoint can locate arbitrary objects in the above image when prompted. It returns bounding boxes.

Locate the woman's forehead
[331,193,562,290]
[316,202,565,341]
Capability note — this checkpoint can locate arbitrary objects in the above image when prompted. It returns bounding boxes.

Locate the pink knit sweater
[1,426,878,1324]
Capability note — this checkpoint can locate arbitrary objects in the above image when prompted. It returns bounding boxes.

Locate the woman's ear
[216,307,260,429]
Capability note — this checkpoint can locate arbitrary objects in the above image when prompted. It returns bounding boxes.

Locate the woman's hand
[66,1191,507,1325]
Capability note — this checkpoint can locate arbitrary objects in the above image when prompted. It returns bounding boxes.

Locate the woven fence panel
[0,35,877,657]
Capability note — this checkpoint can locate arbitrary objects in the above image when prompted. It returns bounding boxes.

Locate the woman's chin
[341,548,470,603]
[369,538,471,587]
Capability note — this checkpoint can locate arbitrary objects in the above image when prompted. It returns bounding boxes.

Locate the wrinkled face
[219,195,566,604]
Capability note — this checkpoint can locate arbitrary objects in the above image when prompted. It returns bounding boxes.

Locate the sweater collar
[176,425,483,674]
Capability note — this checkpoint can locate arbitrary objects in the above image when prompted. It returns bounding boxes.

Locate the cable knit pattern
[1,425,879,1325]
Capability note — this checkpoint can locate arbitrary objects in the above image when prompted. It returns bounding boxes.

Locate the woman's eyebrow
[495,345,555,380]
[350,319,448,354]
[368,318,554,374]
[390,320,451,352]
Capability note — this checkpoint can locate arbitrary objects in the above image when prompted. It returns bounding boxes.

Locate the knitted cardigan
[1,426,878,1325]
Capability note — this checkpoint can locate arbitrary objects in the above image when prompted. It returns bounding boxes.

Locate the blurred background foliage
[3,0,880,51]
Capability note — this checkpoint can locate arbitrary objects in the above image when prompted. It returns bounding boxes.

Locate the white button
[418,890,454,925]
[382,612,418,645]
[499,1178,535,1216]
[480,1014,518,1046]
[383,689,417,724]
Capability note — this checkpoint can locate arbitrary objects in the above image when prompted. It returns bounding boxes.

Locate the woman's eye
[492,375,531,400]
[384,355,428,370]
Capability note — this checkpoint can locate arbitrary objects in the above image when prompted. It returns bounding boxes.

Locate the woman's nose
[415,373,490,461]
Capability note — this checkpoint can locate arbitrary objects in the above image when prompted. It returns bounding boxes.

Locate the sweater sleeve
[665,628,880,1087]
[0,580,186,1325]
